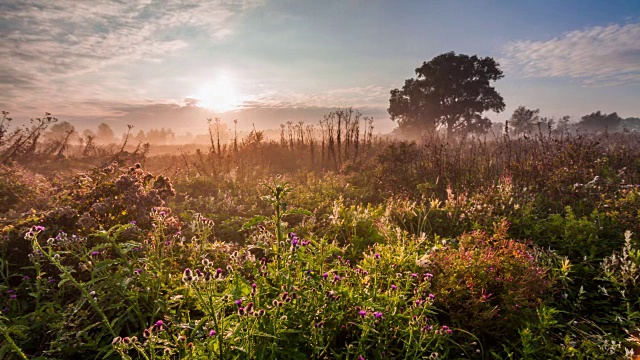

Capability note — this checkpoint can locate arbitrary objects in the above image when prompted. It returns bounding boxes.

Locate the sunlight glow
[191,73,245,112]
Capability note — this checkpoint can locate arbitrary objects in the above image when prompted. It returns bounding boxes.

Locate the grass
[1,124,640,359]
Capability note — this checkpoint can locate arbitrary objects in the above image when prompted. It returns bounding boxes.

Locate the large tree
[388,52,505,138]
[578,111,622,132]
[509,106,540,135]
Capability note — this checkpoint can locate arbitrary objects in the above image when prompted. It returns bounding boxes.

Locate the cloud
[502,22,640,86]
[0,0,263,111]
[243,85,390,110]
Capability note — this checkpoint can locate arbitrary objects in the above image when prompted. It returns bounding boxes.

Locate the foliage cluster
[1,127,640,358]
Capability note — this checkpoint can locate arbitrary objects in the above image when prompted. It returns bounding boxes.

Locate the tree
[96,123,115,143]
[621,117,640,132]
[45,121,77,143]
[508,106,540,135]
[388,52,505,138]
[578,111,622,132]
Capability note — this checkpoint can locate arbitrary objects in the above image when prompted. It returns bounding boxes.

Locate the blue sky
[1,0,639,134]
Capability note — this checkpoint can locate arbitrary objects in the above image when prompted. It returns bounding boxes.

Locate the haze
[1,0,639,135]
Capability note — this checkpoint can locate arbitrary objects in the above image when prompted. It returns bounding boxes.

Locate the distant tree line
[388,52,638,139]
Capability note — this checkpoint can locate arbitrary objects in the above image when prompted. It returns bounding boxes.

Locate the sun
[192,74,244,112]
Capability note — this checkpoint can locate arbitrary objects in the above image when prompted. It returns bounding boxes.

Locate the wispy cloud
[0,0,263,113]
[243,85,390,110]
[503,22,640,86]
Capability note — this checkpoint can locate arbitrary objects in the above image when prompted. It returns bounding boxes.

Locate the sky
[1,0,640,135]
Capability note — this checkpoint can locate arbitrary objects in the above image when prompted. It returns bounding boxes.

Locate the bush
[418,220,554,340]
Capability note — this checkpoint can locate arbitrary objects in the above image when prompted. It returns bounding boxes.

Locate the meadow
[1,117,640,359]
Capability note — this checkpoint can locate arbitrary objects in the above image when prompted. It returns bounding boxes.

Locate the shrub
[418,220,553,339]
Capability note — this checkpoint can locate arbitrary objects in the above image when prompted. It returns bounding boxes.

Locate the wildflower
[238,307,246,316]
[333,275,341,282]
[33,225,45,232]
[209,329,216,337]
[251,283,258,295]
[322,273,328,280]
[358,356,365,360]
[154,320,165,330]
[10,294,17,299]
[411,273,418,279]
[373,311,383,319]
[91,251,100,256]
[235,299,243,306]
[246,302,254,312]
[428,293,435,300]
[442,325,452,334]
[374,253,380,260]
[182,268,194,283]
[48,278,56,284]
[425,273,433,279]
[216,268,223,278]
[22,275,29,280]
[391,284,397,290]
[257,309,266,317]
[122,337,132,345]
[359,310,367,318]
[143,329,151,338]
[112,336,122,345]
[134,268,142,275]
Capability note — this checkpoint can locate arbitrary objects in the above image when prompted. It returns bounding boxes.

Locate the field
[1,128,640,359]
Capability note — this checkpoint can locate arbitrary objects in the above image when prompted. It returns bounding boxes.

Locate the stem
[31,234,116,337]
[0,322,28,360]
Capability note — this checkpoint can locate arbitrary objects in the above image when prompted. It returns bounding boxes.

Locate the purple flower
[154,320,164,329]
[91,251,100,256]
[333,275,341,282]
[235,299,243,306]
[391,284,397,290]
[10,294,17,299]
[359,310,367,317]
[358,356,365,360]
[48,278,56,284]
[291,237,299,247]
[33,225,45,232]
[209,329,216,336]
[322,273,328,280]
[425,273,433,279]
[373,311,383,319]
[428,293,435,300]
[22,275,29,280]
[374,253,380,259]
[130,221,137,225]
[411,273,418,279]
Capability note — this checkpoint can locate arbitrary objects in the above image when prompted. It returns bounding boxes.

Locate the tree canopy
[509,106,540,135]
[578,111,622,132]
[388,52,505,138]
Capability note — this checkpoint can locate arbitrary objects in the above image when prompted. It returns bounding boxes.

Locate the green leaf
[285,208,314,217]
[242,216,265,230]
